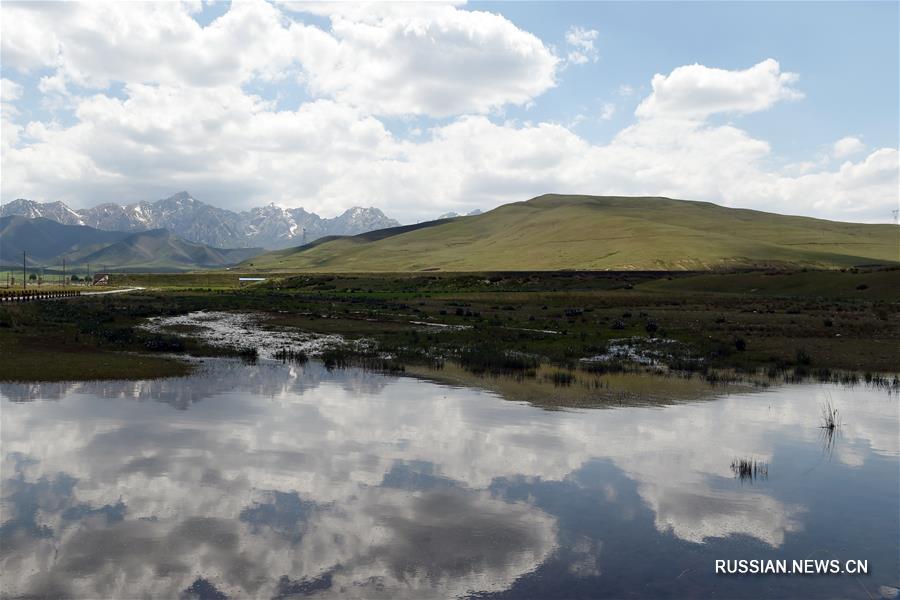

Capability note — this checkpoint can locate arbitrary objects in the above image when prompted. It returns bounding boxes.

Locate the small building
[92,273,109,286]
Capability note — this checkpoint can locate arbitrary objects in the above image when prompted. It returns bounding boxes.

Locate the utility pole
[63,258,66,287]
[23,251,26,291]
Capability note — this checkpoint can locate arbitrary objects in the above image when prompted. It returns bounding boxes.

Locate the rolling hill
[0,216,130,266]
[243,195,900,272]
[0,216,263,271]
[76,229,263,271]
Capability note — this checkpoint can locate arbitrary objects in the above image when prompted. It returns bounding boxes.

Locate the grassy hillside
[244,195,900,272]
[77,229,263,271]
[0,216,129,265]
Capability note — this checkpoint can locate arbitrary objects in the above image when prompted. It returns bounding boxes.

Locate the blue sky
[483,1,899,159]
[1,1,897,222]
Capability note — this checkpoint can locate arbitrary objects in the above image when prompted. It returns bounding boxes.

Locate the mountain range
[0,216,263,271]
[0,192,400,250]
[244,194,900,272]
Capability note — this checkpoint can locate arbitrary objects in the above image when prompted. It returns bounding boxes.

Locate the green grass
[243,195,900,272]
[2,269,897,382]
[638,268,900,300]
[0,332,193,381]
[107,272,265,289]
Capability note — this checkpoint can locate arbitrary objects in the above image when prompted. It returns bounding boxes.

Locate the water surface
[1,360,898,599]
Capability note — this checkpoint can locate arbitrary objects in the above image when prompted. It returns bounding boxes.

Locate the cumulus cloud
[565,26,599,65]
[1,1,557,116]
[831,135,865,159]
[636,58,803,120]
[291,4,558,115]
[1,1,301,90]
[0,1,896,223]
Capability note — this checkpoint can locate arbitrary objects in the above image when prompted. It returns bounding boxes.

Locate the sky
[1,0,897,223]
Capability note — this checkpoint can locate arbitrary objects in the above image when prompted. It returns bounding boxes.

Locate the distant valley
[0,191,400,250]
[0,216,263,271]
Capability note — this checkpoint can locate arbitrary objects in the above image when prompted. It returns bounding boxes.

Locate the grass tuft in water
[819,398,840,430]
[274,346,309,364]
[731,457,768,482]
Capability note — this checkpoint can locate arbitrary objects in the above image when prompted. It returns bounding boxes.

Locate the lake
[1,359,898,599]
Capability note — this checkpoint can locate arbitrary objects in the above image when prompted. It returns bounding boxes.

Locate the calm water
[1,360,898,599]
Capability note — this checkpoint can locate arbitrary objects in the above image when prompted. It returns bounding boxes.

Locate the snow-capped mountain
[0,199,87,226]
[1,192,400,249]
[437,208,482,219]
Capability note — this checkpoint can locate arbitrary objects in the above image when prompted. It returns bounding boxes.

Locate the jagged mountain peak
[165,191,195,202]
[2,198,86,226]
[1,194,400,250]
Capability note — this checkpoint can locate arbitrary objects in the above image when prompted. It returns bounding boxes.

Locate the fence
[0,290,82,303]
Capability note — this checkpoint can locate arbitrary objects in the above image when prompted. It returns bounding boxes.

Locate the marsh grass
[819,397,840,430]
[235,346,259,364]
[731,457,768,482]
[4,269,898,383]
[456,346,539,377]
[274,347,309,364]
[319,344,405,374]
[547,370,576,387]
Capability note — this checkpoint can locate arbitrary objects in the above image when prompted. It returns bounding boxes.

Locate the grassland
[1,268,897,385]
[244,195,900,272]
[1,333,193,381]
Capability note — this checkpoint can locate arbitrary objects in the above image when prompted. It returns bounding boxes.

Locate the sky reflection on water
[1,360,898,599]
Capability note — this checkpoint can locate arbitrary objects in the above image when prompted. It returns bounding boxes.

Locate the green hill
[243,195,900,272]
[76,229,263,271]
[0,216,129,266]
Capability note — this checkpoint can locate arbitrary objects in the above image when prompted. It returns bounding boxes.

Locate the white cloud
[1,78,23,102]
[3,70,897,222]
[1,1,557,118]
[564,26,599,65]
[636,58,803,120]
[831,135,865,159]
[1,1,295,89]
[1,79,24,150]
[599,102,616,120]
[292,4,558,116]
[0,0,896,226]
